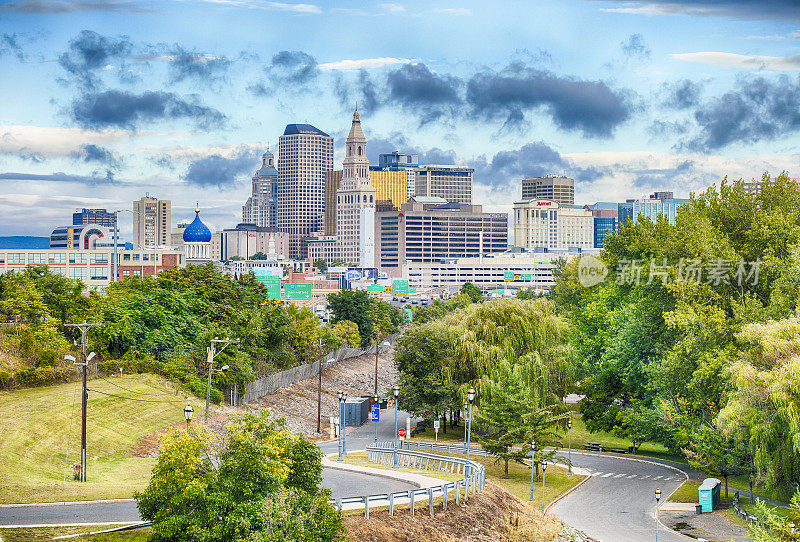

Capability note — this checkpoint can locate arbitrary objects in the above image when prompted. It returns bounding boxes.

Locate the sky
[1,0,799,239]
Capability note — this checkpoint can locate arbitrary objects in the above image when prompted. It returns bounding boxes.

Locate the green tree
[327,289,373,346]
[460,282,483,303]
[250,252,269,260]
[0,271,47,325]
[313,259,328,272]
[136,411,343,542]
[683,424,749,498]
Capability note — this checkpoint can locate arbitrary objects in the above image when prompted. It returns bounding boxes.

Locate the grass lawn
[0,525,150,542]
[0,374,205,503]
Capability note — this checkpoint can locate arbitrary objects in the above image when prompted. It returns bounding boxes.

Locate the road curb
[0,499,135,508]
[322,450,450,489]
[545,470,593,515]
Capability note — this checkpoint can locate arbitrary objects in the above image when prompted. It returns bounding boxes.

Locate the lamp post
[393,386,399,469]
[542,460,548,513]
[373,394,379,445]
[205,337,237,423]
[462,401,468,452]
[342,390,348,455]
[337,390,343,461]
[567,418,573,476]
[655,488,662,542]
[184,403,193,431]
[529,440,536,502]
[465,388,476,485]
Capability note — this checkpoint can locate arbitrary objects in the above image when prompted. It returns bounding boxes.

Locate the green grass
[667,480,700,503]
[0,373,205,503]
[0,525,150,542]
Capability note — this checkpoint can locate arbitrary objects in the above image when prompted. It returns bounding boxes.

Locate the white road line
[602,472,615,477]
[653,476,663,480]
[641,475,650,479]
[627,474,637,478]
[592,472,604,476]
[613,473,626,478]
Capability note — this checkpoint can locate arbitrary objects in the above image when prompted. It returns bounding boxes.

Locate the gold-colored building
[324,170,407,235]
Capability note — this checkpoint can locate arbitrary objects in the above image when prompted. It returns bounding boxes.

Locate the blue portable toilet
[698,478,721,512]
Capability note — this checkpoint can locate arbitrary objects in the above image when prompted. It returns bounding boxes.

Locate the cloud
[163,46,232,84]
[69,90,227,130]
[465,62,632,138]
[385,63,463,123]
[0,0,154,13]
[661,79,703,109]
[71,143,121,169]
[58,30,133,90]
[599,1,800,21]
[182,146,261,188]
[433,8,471,15]
[199,1,321,13]
[250,50,318,95]
[672,51,800,71]
[630,159,697,188]
[0,171,116,184]
[0,125,139,157]
[380,3,405,13]
[687,75,800,150]
[0,33,32,61]
[621,33,651,59]
[319,57,411,71]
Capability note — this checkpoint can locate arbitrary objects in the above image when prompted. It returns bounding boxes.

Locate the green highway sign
[366,284,383,293]
[259,275,281,299]
[392,279,410,296]
[404,308,413,322]
[503,271,514,281]
[284,283,312,300]
[521,274,532,282]
[410,286,417,294]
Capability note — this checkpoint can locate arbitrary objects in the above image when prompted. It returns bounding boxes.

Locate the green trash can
[698,478,721,513]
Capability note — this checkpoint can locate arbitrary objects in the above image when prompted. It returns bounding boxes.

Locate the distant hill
[0,236,50,249]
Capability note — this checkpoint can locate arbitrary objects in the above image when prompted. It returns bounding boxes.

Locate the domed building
[183,204,212,264]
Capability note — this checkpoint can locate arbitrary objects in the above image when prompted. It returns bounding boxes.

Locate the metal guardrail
[400,439,491,457]
[330,443,486,517]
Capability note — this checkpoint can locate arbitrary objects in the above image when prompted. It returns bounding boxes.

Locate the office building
[133,195,171,247]
[242,150,278,228]
[521,176,574,205]
[72,208,115,228]
[0,247,184,287]
[742,177,800,195]
[375,196,508,275]
[379,151,418,198]
[513,199,594,251]
[277,124,334,259]
[618,192,689,226]
[324,169,407,235]
[413,164,473,204]
[50,224,124,250]
[210,223,289,261]
[584,202,620,248]
[170,223,188,251]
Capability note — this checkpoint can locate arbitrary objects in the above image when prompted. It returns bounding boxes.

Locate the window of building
[70,253,87,264]
[48,253,66,264]
[8,253,24,264]
[90,253,108,264]
[0,254,4,264]
[28,253,45,264]
[90,266,108,280]
[133,270,141,276]
[70,267,87,280]
[133,254,140,261]
[122,270,130,277]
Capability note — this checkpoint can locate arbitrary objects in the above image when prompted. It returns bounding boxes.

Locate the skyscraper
[336,108,376,267]
[413,164,473,204]
[521,176,574,204]
[243,150,278,228]
[72,208,115,228]
[379,151,418,198]
[324,169,407,235]
[133,195,171,248]
[277,124,334,259]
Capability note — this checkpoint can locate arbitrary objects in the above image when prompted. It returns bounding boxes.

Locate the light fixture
[393,386,399,398]
[64,354,76,362]
[86,352,96,362]
[467,387,475,403]
[567,419,572,429]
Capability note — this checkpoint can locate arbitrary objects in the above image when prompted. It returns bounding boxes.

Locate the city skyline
[1,0,799,237]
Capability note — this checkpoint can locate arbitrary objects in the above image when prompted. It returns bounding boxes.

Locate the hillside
[0,373,204,503]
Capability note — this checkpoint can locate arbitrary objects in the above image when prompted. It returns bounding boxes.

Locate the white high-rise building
[133,195,171,248]
[243,150,278,228]
[336,108,376,267]
[277,124,334,259]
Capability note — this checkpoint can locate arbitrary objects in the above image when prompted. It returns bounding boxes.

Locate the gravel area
[663,510,752,542]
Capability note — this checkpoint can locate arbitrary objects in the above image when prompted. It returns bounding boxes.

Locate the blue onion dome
[183,205,212,243]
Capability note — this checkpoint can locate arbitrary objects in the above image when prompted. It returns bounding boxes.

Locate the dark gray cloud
[163,46,232,85]
[0,1,153,13]
[603,1,800,20]
[386,63,463,123]
[631,160,698,189]
[647,119,689,139]
[249,50,318,96]
[465,62,632,138]
[71,144,121,169]
[182,147,261,188]
[621,33,651,59]
[687,75,800,151]
[0,170,115,184]
[58,30,132,90]
[661,79,703,109]
[0,33,29,61]
[69,89,226,130]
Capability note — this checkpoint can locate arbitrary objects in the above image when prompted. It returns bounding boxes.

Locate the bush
[14,366,75,387]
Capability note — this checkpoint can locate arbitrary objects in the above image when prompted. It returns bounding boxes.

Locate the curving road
[549,451,690,542]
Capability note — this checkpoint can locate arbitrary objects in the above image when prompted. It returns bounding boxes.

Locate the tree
[460,282,483,303]
[327,289,372,347]
[313,259,328,272]
[329,259,347,267]
[136,411,344,542]
[683,424,749,498]
[250,252,269,260]
[0,271,47,325]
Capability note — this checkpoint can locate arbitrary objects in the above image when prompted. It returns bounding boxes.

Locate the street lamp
[393,386,400,469]
[205,337,237,423]
[373,394,380,445]
[465,388,476,487]
[655,488,662,542]
[542,460,548,513]
[184,403,193,430]
[463,401,468,452]
[337,390,344,462]
[342,391,348,455]
[567,418,573,476]
[529,440,536,502]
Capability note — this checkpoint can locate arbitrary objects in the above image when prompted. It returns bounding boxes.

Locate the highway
[549,451,691,542]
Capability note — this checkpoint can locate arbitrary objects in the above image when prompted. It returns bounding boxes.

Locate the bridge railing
[329,443,486,517]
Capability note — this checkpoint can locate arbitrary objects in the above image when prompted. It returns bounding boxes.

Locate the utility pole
[374,327,379,396]
[205,337,238,423]
[317,338,323,433]
[65,320,103,483]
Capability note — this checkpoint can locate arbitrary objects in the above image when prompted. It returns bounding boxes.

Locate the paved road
[549,451,691,542]
[0,408,420,527]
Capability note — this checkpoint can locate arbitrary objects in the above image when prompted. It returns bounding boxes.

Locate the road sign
[409,286,417,294]
[392,279,410,296]
[434,419,440,441]
[345,270,362,281]
[521,274,532,282]
[284,283,312,299]
[366,284,383,293]
[404,308,413,322]
[371,403,380,422]
[398,428,406,438]
[256,275,281,300]
[503,271,514,281]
